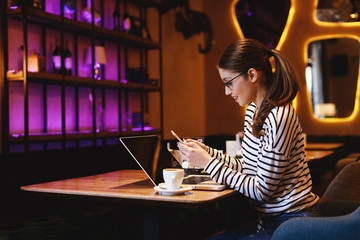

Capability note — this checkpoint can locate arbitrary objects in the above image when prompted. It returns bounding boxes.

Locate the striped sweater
[204,102,319,218]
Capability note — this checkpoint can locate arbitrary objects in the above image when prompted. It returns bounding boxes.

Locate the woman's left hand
[177,140,212,169]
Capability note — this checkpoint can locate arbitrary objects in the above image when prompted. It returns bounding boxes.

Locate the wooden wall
[162,0,244,140]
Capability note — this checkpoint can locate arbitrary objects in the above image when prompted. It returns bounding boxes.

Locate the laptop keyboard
[182,176,212,184]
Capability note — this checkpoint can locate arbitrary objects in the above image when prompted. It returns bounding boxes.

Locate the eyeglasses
[224,73,242,90]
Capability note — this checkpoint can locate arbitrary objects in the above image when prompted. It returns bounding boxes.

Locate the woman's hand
[183,139,209,152]
[177,140,212,169]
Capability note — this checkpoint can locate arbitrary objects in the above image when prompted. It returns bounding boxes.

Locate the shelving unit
[1,0,163,152]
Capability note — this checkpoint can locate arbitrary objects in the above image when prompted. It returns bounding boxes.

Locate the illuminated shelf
[6,6,160,49]
[7,72,161,91]
[3,1,163,152]
[8,128,161,143]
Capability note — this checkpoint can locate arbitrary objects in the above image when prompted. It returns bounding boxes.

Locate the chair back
[320,161,360,202]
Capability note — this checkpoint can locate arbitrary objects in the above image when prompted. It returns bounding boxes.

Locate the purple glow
[11,126,155,138]
[9,82,24,134]
[108,129,120,132]
[63,4,76,19]
[122,17,131,31]
[7,11,157,141]
[9,6,18,10]
[10,79,156,138]
[247,11,252,17]
[47,85,62,132]
[11,130,93,137]
[45,0,60,15]
[121,126,155,132]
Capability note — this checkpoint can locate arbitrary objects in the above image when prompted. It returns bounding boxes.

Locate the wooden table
[306,143,344,150]
[306,150,334,162]
[21,170,235,206]
[305,143,340,162]
[21,170,236,239]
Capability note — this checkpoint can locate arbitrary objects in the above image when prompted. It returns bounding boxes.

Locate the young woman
[177,39,320,239]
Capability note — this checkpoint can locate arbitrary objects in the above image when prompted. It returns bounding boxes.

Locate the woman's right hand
[177,140,212,169]
[184,138,209,152]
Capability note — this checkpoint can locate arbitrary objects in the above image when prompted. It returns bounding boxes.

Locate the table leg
[143,208,160,240]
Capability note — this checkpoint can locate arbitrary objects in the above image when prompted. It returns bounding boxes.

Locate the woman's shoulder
[264,104,298,130]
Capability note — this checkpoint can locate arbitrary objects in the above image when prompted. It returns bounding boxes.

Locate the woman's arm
[205,105,297,202]
[178,139,243,171]
[208,146,243,171]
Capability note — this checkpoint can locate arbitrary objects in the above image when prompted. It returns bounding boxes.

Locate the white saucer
[154,184,192,196]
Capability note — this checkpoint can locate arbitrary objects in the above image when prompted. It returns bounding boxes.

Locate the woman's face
[218,68,255,107]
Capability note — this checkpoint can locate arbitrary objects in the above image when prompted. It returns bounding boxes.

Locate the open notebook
[119,135,226,191]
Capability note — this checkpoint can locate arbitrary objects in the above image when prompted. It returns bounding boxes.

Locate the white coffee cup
[163,168,184,191]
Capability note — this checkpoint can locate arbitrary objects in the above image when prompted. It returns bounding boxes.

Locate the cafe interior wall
[162,0,245,140]
[161,0,205,140]
[163,0,360,140]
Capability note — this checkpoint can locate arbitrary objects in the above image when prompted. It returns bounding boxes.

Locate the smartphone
[171,130,185,144]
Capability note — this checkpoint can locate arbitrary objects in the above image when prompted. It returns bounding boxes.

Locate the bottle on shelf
[113,0,120,30]
[32,0,43,9]
[28,48,45,73]
[63,40,72,75]
[122,11,131,33]
[52,38,62,74]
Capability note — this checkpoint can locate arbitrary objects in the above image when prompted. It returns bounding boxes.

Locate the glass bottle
[63,40,72,75]
[122,11,131,33]
[113,0,120,30]
[52,38,62,74]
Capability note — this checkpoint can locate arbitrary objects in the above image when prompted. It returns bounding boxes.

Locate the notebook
[119,135,226,191]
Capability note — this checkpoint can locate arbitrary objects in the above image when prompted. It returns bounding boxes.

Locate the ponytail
[252,49,299,138]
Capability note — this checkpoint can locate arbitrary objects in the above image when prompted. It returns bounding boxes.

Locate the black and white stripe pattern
[205,102,319,218]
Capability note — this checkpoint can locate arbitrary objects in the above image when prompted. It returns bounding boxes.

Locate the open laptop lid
[119,135,171,185]
[120,135,227,191]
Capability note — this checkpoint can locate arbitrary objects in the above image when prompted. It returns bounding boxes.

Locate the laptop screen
[119,135,173,185]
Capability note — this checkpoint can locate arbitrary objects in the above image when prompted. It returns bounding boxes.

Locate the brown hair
[218,39,299,138]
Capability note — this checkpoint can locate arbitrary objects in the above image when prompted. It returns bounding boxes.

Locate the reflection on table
[306,143,344,150]
[306,150,334,162]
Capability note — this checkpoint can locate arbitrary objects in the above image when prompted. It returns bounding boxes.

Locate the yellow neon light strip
[276,0,296,50]
[231,0,360,123]
[231,0,244,39]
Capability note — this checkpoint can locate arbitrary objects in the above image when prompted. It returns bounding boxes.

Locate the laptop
[119,135,226,191]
